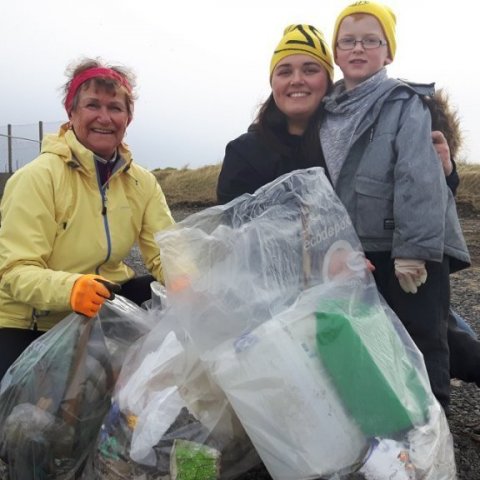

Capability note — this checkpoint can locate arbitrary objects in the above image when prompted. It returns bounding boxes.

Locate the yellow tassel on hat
[270,24,334,82]
[332,1,397,60]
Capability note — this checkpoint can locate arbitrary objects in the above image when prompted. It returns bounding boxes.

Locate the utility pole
[38,121,43,152]
[7,124,12,174]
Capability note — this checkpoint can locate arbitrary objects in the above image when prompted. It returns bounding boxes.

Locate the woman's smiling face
[69,82,130,159]
[271,54,330,135]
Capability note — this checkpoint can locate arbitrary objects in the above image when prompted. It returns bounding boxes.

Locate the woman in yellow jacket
[0,57,174,379]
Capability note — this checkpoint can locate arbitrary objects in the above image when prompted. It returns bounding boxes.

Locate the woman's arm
[432,130,460,195]
[217,136,269,205]
[0,168,79,310]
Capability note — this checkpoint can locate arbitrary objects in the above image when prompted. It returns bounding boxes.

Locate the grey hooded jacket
[329,78,470,273]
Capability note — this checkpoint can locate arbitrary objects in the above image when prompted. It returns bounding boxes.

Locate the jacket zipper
[95,163,113,275]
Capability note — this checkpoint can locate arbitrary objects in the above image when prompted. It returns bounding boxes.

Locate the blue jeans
[450,308,477,339]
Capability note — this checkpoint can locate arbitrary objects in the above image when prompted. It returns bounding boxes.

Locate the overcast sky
[1,0,478,170]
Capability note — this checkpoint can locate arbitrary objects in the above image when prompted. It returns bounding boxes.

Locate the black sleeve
[446,158,460,196]
[216,137,269,205]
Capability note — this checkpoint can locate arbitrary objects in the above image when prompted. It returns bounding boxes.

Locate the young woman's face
[335,14,391,90]
[271,54,330,135]
[69,83,130,159]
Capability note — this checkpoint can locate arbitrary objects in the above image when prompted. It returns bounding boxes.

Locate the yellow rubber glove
[70,274,120,317]
[394,259,428,294]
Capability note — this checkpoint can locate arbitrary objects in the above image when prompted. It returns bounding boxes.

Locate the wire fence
[0,121,64,172]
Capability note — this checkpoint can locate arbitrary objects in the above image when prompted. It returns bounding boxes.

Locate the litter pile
[0,168,457,479]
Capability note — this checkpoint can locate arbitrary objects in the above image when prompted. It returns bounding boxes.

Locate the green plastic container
[315,300,430,437]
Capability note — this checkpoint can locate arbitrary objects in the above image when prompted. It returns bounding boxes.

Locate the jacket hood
[423,89,463,160]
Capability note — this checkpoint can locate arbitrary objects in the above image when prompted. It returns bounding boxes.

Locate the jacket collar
[41,122,133,177]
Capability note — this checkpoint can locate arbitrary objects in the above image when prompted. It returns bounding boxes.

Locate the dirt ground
[169,203,480,479]
[455,203,480,268]
[447,203,480,479]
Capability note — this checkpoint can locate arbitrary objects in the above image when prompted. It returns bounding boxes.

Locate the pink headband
[64,67,132,114]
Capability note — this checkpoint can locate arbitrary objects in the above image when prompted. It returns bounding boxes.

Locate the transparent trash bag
[154,167,456,480]
[0,295,155,480]
[86,291,260,480]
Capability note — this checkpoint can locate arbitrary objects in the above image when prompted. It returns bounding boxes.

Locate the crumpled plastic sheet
[0,295,155,480]
[85,283,260,480]
[153,167,457,480]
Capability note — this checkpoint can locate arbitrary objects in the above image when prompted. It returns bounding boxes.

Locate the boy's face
[335,14,392,90]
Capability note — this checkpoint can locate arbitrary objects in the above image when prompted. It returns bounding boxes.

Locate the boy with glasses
[320,1,470,412]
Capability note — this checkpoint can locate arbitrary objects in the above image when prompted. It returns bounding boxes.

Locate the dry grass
[152,164,220,207]
[154,163,480,211]
[457,163,480,210]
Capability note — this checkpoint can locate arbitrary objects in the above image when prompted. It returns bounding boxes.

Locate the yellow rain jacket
[0,124,174,331]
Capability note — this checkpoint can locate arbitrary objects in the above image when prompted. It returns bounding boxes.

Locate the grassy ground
[457,163,480,210]
[153,163,480,211]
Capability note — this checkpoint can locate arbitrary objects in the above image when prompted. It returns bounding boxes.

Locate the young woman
[217,21,477,410]
[217,24,333,205]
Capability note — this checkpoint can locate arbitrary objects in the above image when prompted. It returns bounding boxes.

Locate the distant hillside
[1,163,477,211]
[0,174,12,198]
[155,163,480,211]
[457,164,480,210]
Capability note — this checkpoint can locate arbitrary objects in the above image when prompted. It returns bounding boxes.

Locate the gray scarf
[320,68,388,185]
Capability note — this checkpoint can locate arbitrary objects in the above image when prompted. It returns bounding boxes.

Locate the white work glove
[394,258,428,294]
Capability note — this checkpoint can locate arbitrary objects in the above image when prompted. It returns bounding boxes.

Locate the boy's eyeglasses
[337,38,387,50]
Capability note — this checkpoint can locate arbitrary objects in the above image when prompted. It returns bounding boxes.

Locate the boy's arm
[391,95,447,262]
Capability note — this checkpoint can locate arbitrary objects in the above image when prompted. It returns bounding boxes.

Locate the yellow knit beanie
[270,24,334,82]
[332,1,397,60]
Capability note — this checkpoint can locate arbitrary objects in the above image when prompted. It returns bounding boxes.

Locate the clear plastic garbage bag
[154,167,456,480]
[86,283,260,480]
[0,295,155,480]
